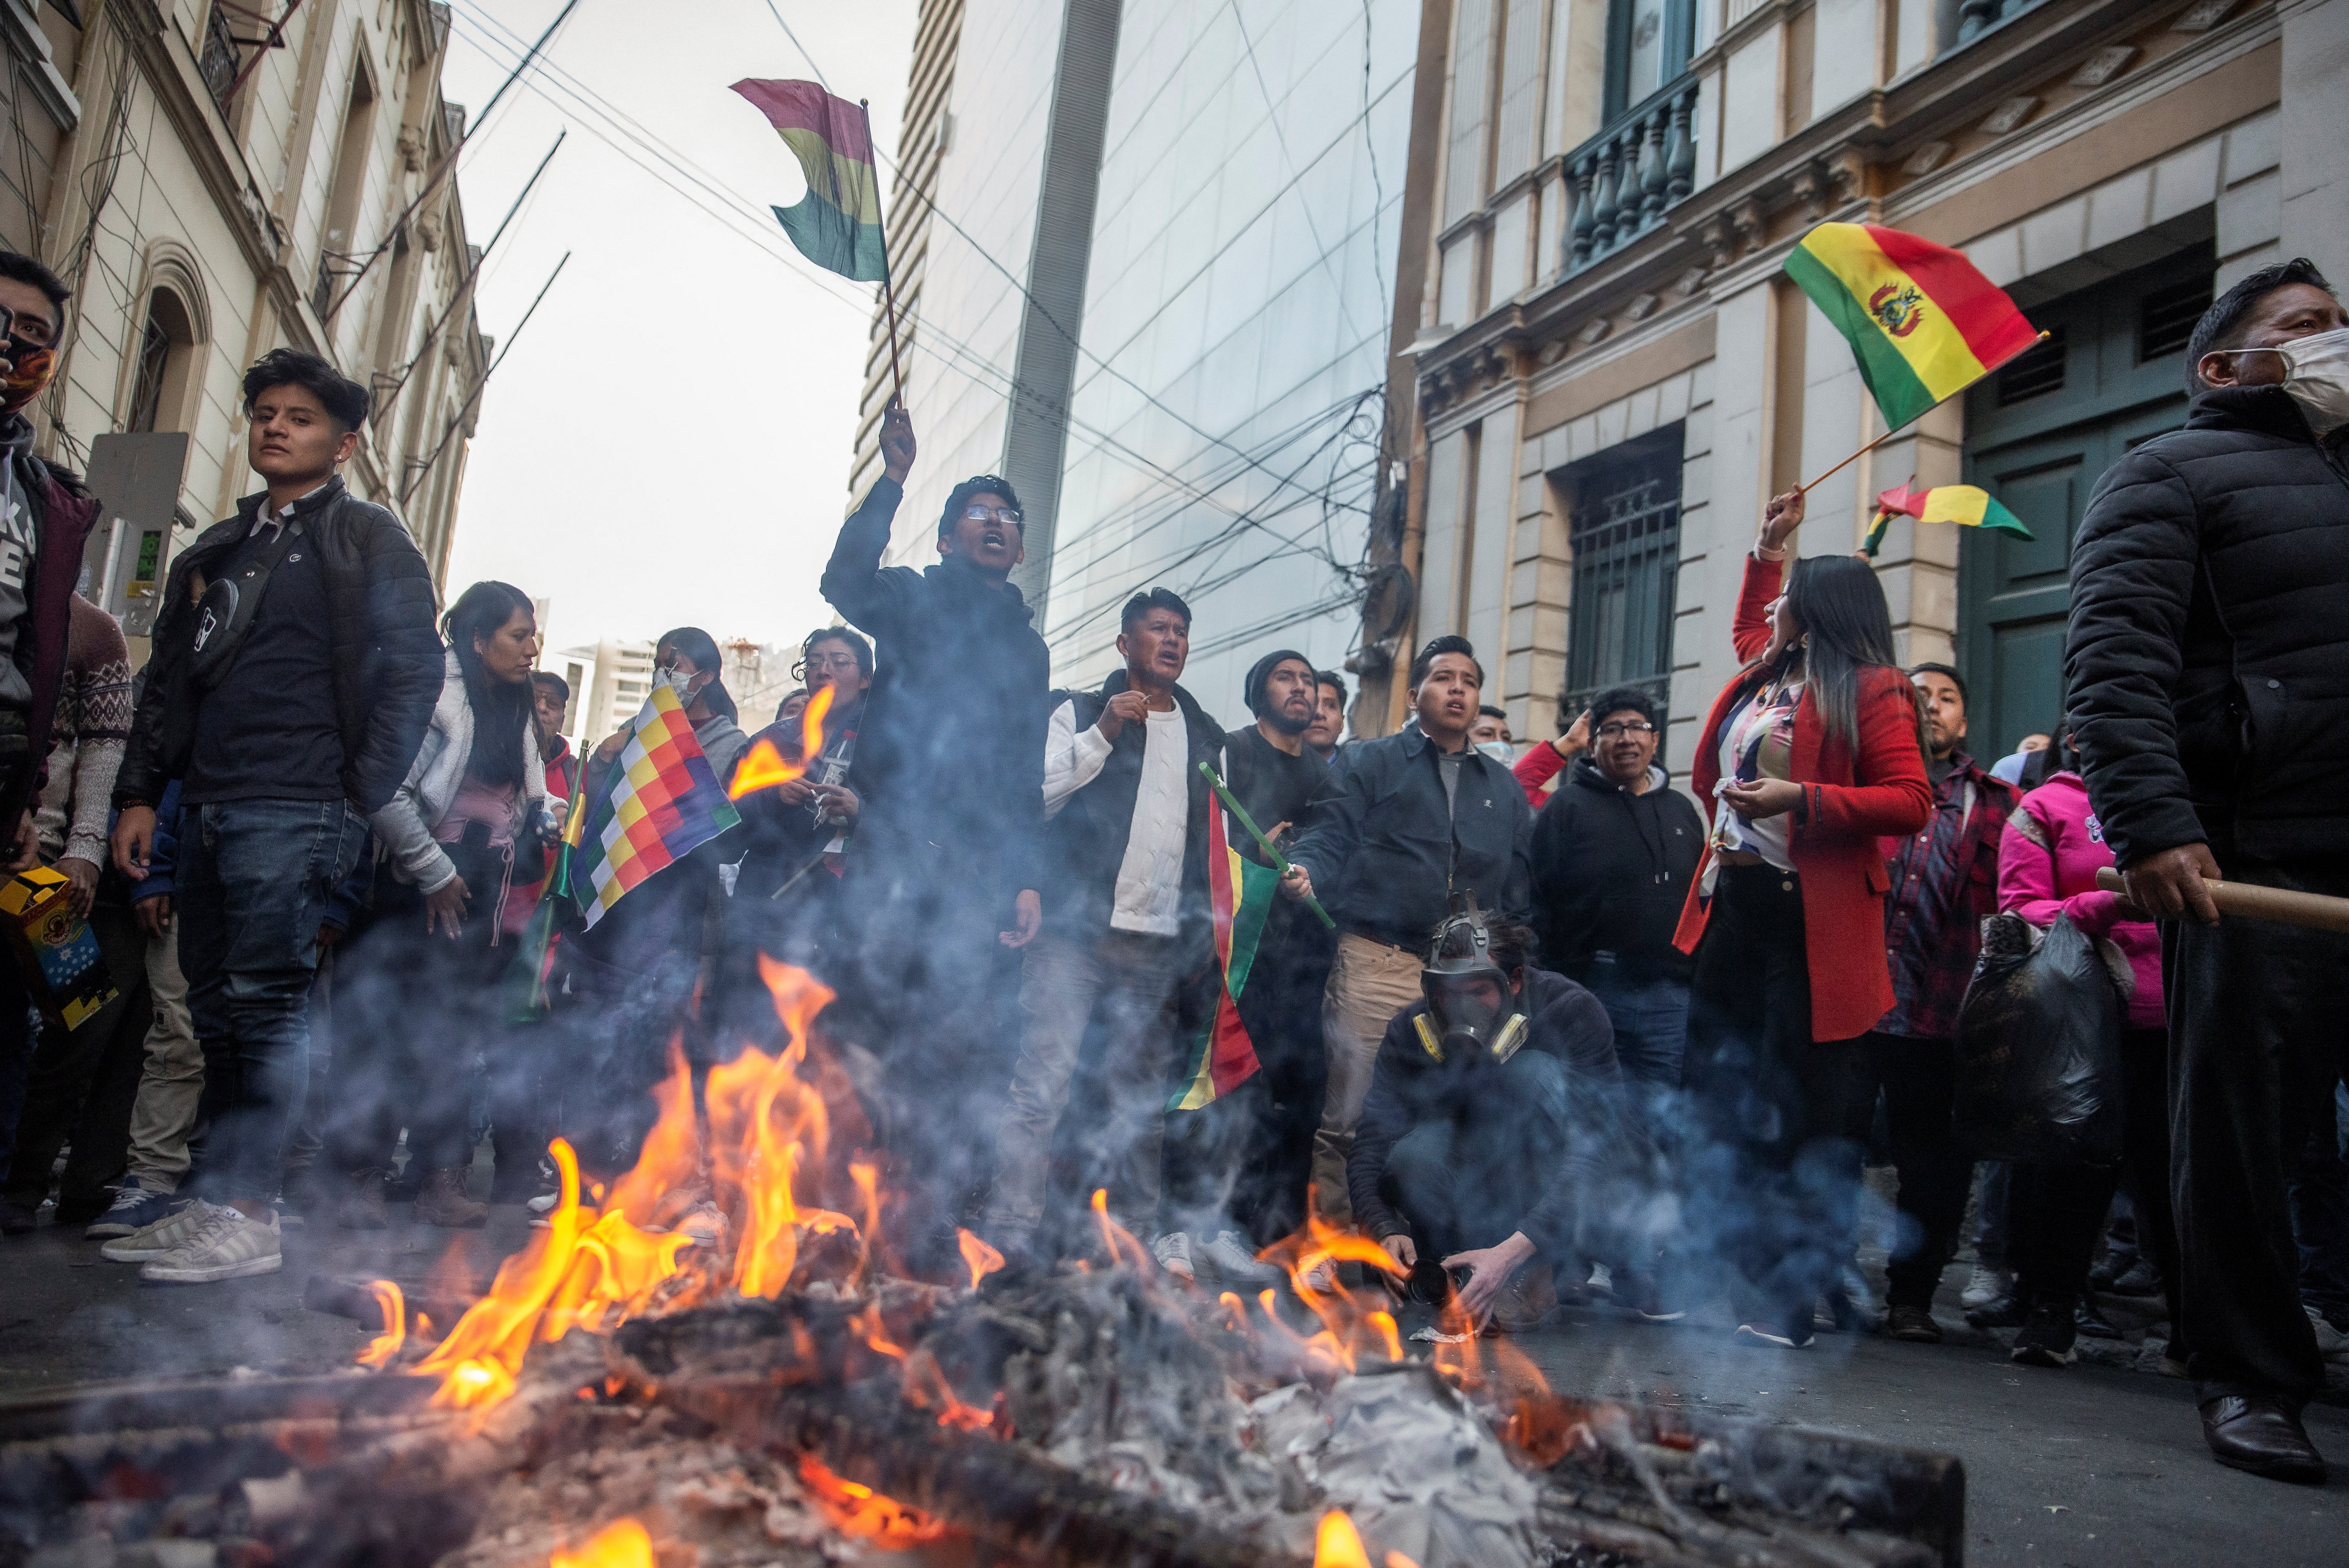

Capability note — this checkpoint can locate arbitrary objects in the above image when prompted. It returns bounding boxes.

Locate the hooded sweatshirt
[1527,755,1705,983]
[1996,769,2162,1029]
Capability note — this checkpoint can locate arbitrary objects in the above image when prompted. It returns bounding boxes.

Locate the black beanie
[1243,648,1314,718]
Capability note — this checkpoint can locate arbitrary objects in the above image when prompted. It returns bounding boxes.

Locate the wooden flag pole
[860,99,907,410]
[2096,866,2349,934]
[1797,330,2051,498]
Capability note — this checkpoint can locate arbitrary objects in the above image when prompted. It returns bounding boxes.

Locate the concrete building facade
[1385,0,2339,773]
[0,0,489,641]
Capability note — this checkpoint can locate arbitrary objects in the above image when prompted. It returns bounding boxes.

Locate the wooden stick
[861,99,907,410]
[1198,762,1336,929]
[1799,330,2051,497]
[2095,866,2349,934]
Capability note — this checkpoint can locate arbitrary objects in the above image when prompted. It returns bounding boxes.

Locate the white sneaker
[2307,1305,2349,1362]
[98,1197,205,1262]
[1200,1230,1279,1285]
[1960,1263,2014,1310]
[1587,1262,1615,1297]
[1150,1231,1195,1283]
[139,1205,282,1284]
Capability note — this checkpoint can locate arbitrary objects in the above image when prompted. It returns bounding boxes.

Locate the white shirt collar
[250,479,333,537]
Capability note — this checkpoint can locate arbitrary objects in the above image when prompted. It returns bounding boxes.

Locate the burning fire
[1314,1509,1372,1568]
[796,1456,955,1548]
[956,1227,1004,1289]
[727,685,835,800]
[391,957,873,1410]
[547,1517,651,1568]
[356,1280,405,1368]
[1246,1206,1411,1375]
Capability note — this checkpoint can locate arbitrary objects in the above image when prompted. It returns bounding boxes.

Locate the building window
[199,5,240,113]
[1605,0,1697,121]
[1561,437,1681,726]
[125,288,199,433]
[313,60,378,319]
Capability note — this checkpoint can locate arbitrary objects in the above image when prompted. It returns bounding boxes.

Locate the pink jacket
[1995,771,2163,1027]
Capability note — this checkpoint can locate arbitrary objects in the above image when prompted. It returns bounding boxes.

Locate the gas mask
[2214,325,2349,439]
[1415,892,1528,1065]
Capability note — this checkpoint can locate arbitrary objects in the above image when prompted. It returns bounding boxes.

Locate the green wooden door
[1958,248,2214,758]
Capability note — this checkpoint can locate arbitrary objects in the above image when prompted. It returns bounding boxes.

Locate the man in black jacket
[820,406,1049,1258]
[1347,904,1637,1331]
[982,589,1220,1268]
[0,251,101,1227]
[1283,635,1533,1223]
[2065,258,2349,1482]
[106,350,440,1285]
[1527,685,1702,1104]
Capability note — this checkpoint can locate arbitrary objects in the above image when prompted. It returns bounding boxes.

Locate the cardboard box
[0,866,119,1029]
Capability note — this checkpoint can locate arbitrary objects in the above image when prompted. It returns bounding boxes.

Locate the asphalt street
[4,1195,2348,1566]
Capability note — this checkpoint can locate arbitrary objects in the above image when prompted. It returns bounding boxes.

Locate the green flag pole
[1198,761,1336,930]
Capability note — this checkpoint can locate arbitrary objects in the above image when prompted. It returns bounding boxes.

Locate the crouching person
[1347,899,1644,1332]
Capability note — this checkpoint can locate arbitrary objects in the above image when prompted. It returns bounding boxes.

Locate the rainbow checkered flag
[1167,804,1276,1110]
[572,685,740,930]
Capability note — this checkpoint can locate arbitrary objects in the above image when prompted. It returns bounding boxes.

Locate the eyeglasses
[1596,721,1657,738]
[962,504,1023,527]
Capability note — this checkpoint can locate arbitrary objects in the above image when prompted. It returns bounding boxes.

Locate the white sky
[435,0,918,661]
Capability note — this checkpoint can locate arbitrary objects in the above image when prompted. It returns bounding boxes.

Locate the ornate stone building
[0,0,488,644]
[1380,0,2341,765]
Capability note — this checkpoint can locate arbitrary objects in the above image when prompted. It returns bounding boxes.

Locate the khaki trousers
[1309,933,1425,1224]
[122,916,201,1194]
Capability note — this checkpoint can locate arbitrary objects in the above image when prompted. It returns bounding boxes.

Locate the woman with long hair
[1672,489,1932,1348]
[330,582,547,1229]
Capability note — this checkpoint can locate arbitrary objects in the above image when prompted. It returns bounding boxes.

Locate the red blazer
[1671,555,1933,1041]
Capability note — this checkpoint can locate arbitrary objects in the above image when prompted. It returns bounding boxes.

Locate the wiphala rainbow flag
[573,685,740,929]
[1168,802,1276,1111]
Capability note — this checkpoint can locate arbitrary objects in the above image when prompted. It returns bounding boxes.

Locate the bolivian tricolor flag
[1784,223,2042,431]
[1863,480,2033,558]
[732,79,887,282]
[1168,803,1275,1111]
[573,685,741,929]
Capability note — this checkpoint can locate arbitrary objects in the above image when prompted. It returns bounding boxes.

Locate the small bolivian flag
[1168,803,1274,1111]
[731,79,887,282]
[1863,481,2033,557]
[1785,222,2041,431]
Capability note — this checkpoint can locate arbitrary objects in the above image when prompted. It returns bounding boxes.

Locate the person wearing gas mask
[1345,899,1631,1332]
[2065,257,2349,1483]
[107,349,441,1284]
[0,251,103,1232]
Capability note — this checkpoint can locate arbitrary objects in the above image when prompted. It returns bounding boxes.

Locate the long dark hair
[1777,555,1916,753]
[658,626,738,723]
[444,581,535,789]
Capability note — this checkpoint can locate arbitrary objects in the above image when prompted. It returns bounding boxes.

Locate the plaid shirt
[1877,751,2012,1039]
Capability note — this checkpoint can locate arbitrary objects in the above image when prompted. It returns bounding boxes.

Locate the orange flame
[1314,1510,1374,1568]
[957,1228,1005,1290]
[548,1517,652,1568]
[713,960,855,1299]
[1091,1187,1152,1272]
[602,1038,699,1231]
[1247,1205,1414,1375]
[796,1456,954,1548]
[357,1280,406,1369]
[1365,1310,1403,1364]
[726,686,835,800]
[1387,1555,1424,1568]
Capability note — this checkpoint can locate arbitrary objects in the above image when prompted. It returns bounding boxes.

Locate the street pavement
[4,1198,2349,1566]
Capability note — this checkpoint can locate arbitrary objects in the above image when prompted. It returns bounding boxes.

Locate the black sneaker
[1966,1293,2028,1330]
[2108,1257,2164,1297]
[1885,1303,1943,1343]
[2075,1296,2124,1340]
[2012,1298,2078,1368]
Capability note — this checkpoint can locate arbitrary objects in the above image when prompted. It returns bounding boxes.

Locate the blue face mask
[1476,740,1514,765]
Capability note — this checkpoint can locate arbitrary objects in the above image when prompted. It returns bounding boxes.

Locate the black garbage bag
[1953,912,2125,1166]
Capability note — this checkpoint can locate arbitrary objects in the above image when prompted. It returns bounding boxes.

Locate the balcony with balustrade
[1562,75,1700,275]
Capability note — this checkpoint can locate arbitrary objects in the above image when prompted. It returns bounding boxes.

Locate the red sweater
[1671,554,1933,1041]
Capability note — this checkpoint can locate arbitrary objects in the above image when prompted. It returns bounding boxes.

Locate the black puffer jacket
[2064,386,2349,865]
[1528,757,1705,983]
[114,478,443,815]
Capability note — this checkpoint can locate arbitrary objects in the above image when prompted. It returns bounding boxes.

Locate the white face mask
[655,667,698,704]
[2219,325,2349,438]
[1475,740,1514,765]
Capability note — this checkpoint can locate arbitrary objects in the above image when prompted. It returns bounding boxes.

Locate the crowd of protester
[0,248,2343,1484]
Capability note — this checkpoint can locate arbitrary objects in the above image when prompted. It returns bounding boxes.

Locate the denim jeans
[1581,963,1690,1094]
[2289,1085,2349,1331]
[178,797,366,1204]
[1381,1050,1575,1262]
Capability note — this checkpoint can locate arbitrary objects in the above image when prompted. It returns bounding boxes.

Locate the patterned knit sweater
[35,594,131,866]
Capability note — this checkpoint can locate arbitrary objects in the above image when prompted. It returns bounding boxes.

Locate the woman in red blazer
[1671,489,1932,1349]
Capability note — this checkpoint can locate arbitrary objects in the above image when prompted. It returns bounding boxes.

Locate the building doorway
[1957,245,2214,758]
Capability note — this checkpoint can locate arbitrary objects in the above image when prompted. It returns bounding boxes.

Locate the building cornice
[3,0,79,130]
[118,0,283,280]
